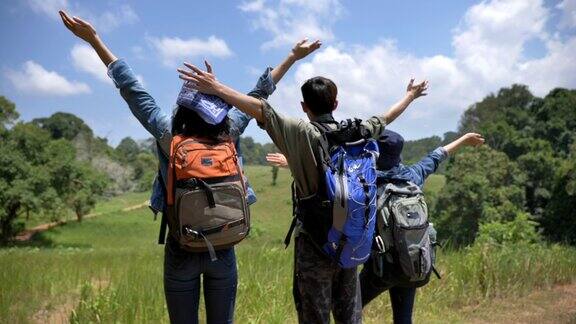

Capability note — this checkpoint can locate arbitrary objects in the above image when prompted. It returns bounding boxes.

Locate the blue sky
[1,0,575,146]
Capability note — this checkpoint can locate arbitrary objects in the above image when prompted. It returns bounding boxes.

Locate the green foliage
[32,112,93,141]
[0,96,19,133]
[271,166,279,186]
[239,136,278,165]
[0,100,110,241]
[542,143,576,244]
[2,168,576,323]
[401,135,442,164]
[532,88,576,155]
[132,153,157,192]
[444,85,576,245]
[115,137,140,163]
[476,212,541,245]
[435,146,526,246]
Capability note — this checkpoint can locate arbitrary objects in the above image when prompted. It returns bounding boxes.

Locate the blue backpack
[285,119,379,268]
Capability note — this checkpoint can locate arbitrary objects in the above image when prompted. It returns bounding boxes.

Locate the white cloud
[268,0,576,139]
[71,44,112,84]
[148,36,233,67]
[557,0,576,29]
[26,1,138,32]
[239,0,343,49]
[27,0,68,19]
[452,0,549,83]
[5,61,90,96]
[91,5,139,32]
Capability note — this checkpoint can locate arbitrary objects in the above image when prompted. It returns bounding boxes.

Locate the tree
[132,152,156,192]
[271,166,279,186]
[33,112,93,140]
[458,84,536,135]
[435,146,526,246]
[115,137,140,163]
[402,135,442,164]
[541,143,576,244]
[0,96,19,133]
[239,136,279,165]
[531,88,576,156]
[0,106,110,241]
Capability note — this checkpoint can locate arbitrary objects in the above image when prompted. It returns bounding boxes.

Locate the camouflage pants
[293,234,362,324]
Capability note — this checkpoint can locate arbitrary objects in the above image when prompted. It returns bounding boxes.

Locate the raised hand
[462,133,485,147]
[177,62,220,95]
[291,39,322,60]
[266,153,289,168]
[59,10,98,44]
[406,78,429,99]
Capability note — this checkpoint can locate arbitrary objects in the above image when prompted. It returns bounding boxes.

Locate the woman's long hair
[171,105,231,141]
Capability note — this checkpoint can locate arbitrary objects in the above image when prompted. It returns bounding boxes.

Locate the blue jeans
[360,259,416,324]
[164,237,237,324]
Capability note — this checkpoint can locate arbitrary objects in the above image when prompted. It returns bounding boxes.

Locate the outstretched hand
[462,133,485,147]
[266,153,288,168]
[59,10,98,44]
[177,62,220,95]
[406,78,429,99]
[291,39,322,60]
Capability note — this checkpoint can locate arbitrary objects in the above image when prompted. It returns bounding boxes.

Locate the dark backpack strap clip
[158,210,168,244]
[284,181,298,248]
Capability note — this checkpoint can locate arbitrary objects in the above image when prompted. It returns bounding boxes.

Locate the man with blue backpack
[177,61,428,323]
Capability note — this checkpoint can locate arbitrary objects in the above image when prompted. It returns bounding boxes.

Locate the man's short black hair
[300,76,338,116]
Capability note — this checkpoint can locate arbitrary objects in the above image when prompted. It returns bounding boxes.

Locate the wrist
[213,82,227,96]
[88,35,102,47]
[287,52,298,63]
[406,92,416,101]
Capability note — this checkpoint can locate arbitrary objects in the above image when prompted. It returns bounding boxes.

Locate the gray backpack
[373,182,440,286]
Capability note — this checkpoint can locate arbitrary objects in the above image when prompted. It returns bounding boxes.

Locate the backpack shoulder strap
[310,121,338,170]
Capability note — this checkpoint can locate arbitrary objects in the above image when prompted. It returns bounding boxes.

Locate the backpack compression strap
[284,181,298,248]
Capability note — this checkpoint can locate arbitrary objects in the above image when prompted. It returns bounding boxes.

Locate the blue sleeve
[247,67,276,100]
[108,59,171,150]
[229,67,276,138]
[407,147,448,187]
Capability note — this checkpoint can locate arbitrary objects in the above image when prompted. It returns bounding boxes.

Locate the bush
[476,212,541,245]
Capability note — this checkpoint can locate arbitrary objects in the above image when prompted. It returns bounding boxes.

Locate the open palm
[406,79,429,98]
[292,39,322,60]
[59,10,98,44]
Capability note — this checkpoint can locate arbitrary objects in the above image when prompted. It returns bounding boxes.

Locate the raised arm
[59,11,116,66]
[443,133,485,155]
[59,10,170,147]
[271,39,321,84]
[408,132,485,185]
[383,79,429,124]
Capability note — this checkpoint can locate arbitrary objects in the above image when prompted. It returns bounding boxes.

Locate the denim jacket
[377,147,448,189]
[107,59,276,213]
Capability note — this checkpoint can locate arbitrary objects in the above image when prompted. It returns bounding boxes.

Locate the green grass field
[1,167,575,323]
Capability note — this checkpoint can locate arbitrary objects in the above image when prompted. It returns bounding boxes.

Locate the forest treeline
[1,84,575,245]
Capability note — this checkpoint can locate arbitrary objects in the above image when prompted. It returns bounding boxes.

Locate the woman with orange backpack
[59,10,320,324]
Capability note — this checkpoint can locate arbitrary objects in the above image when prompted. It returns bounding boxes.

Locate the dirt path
[14,201,149,242]
[464,282,576,323]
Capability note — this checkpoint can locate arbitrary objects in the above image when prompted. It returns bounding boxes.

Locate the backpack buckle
[182,225,200,239]
[375,235,385,253]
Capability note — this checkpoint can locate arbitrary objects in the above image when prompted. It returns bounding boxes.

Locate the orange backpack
[166,135,250,260]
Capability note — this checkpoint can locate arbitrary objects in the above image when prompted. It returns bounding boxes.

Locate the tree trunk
[1,203,20,244]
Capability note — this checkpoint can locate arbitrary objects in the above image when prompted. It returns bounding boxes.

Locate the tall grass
[1,166,575,323]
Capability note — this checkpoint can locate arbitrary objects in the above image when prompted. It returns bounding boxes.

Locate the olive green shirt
[259,99,387,198]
